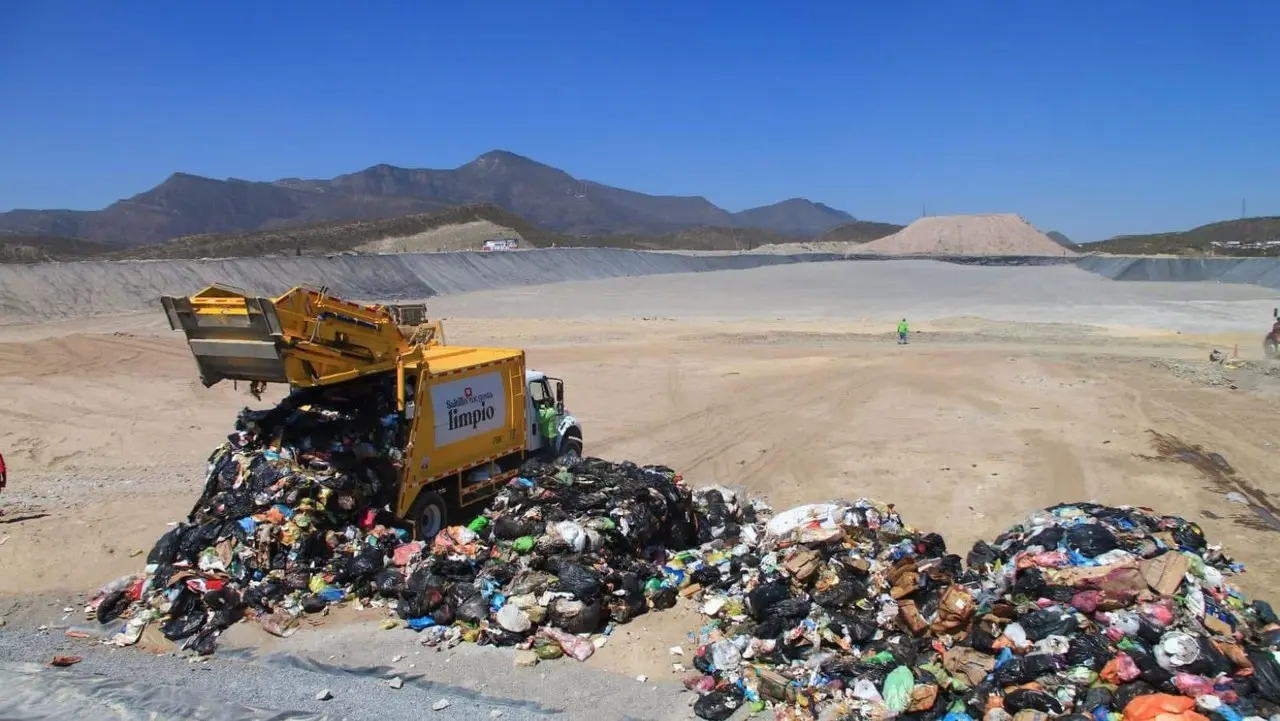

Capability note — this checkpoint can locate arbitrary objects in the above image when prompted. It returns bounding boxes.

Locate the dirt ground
[2,268,1280,686]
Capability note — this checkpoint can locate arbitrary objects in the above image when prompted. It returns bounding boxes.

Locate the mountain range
[0,150,854,246]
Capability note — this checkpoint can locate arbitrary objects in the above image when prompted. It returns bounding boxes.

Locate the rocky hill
[1091,217,1280,256]
[0,150,853,246]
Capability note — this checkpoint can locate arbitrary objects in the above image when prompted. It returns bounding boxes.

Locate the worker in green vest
[897,318,909,345]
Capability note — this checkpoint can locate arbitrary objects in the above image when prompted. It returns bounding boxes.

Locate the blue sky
[1,1,1277,241]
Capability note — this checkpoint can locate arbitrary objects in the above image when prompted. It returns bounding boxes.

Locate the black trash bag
[493,516,541,540]
[1188,635,1233,678]
[813,578,868,608]
[747,581,790,620]
[207,606,244,631]
[1248,648,1280,704]
[373,568,407,596]
[455,592,490,624]
[301,595,329,614]
[1044,584,1079,604]
[693,689,744,721]
[1004,689,1064,715]
[1255,600,1279,625]
[161,608,207,641]
[97,589,133,625]
[690,567,722,588]
[177,522,223,563]
[147,525,186,565]
[485,628,525,647]
[648,586,677,611]
[203,588,240,613]
[398,587,444,619]
[827,610,878,644]
[1065,523,1118,557]
[767,597,811,621]
[190,629,219,656]
[1013,568,1049,600]
[406,567,444,597]
[969,619,999,655]
[1172,522,1207,552]
[967,545,998,573]
[752,615,793,640]
[1081,687,1113,711]
[550,597,603,635]
[1066,632,1113,671]
[345,547,385,581]
[1134,652,1175,692]
[993,654,1065,686]
[915,532,947,558]
[1111,681,1155,711]
[1027,526,1065,551]
[1020,607,1077,641]
[553,564,603,602]
[431,603,455,626]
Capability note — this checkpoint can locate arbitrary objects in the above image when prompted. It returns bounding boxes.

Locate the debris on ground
[78,377,1280,719]
[86,378,737,659]
[674,499,1280,721]
[314,689,332,701]
[49,655,82,667]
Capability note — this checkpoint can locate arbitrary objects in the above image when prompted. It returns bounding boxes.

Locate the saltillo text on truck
[159,284,583,539]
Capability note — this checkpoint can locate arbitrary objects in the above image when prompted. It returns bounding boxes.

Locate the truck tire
[411,490,449,541]
[558,435,583,467]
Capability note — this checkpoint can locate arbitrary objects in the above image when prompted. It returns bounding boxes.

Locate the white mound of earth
[860,213,1075,257]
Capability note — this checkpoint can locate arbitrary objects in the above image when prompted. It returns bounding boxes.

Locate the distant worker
[537,398,560,453]
[0,449,6,515]
[897,318,910,345]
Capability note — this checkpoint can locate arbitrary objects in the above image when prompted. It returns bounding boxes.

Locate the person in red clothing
[0,450,6,515]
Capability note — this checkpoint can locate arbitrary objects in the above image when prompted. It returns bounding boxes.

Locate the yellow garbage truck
[160,284,583,538]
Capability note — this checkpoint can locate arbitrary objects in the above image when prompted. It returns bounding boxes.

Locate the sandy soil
[2,263,1280,696]
[859,213,1074,257]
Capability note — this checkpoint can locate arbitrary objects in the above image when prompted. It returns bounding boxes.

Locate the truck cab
[524,369,583,463]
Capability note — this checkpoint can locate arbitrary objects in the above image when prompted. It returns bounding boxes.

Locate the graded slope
[860,213,1076,257]
[0,248,842,322]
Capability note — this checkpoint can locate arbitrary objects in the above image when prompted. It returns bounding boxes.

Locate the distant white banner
[430,372,506,446]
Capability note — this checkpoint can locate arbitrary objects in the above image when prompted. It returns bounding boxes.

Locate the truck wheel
[1267,338,1280,359]
[411,491,448,541]
[558,436,583,467]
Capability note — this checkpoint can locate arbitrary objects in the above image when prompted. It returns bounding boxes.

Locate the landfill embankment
[1077,256,1280,291]
[0,248,845,322]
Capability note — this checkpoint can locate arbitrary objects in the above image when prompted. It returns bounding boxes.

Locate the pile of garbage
[86,377,725,659]
[675,499,1280,721]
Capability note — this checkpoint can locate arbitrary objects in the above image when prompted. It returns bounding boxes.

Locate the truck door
[526,378,553,450]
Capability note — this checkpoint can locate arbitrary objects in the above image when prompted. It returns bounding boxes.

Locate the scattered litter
[1225,491,1249,505]
[314,689,332,701]
[431,699,451,711]
[669,646,684,656]
[49,656,82,667]
[636,674,648,683]
[387,677,404,690]
[489,711,504,719]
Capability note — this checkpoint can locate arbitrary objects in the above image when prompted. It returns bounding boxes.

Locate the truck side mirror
[555,380,564,411]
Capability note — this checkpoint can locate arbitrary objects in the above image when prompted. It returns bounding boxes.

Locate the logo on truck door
[431,372,505,446]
